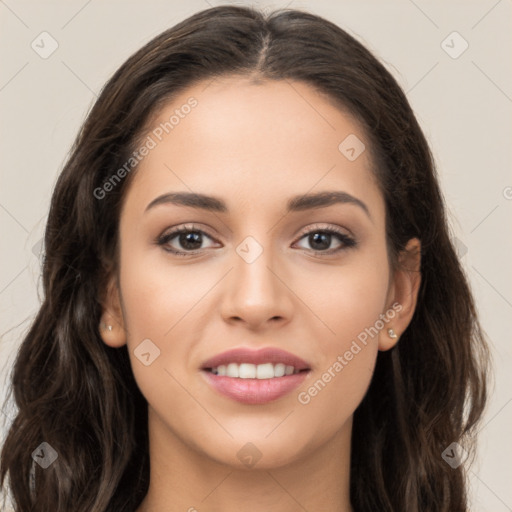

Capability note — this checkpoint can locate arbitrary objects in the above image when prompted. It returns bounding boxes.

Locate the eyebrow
[144,190,371,218]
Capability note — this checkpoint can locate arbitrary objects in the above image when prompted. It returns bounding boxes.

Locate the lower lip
[201,370,309,405]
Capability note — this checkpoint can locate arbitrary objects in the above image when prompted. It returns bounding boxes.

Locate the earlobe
[98,313,127,348]
[98,277,127,348]
[378,325,402,352]
[378,238,422,351]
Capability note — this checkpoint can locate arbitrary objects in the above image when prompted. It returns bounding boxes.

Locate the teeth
[256,363,274,379]
[226,363,239,378]
[239,363,256,378]
[274,363,286,377]
[210,363,301,379]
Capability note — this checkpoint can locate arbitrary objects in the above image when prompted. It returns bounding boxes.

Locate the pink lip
[202,371,309,405]
[200,347,311,405]
[201,347,310,370]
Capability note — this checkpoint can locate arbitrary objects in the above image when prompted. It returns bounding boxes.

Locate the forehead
[123,76,384,220]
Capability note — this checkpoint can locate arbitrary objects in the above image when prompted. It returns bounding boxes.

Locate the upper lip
[201,347,311,370]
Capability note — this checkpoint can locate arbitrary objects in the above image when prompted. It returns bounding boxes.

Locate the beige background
[1,0,511,510]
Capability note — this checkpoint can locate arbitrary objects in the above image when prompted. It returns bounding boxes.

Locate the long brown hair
[1,5,489,511]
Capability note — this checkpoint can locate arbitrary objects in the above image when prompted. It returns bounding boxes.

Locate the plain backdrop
[1,1,511,510]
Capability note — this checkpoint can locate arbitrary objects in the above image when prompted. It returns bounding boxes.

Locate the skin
[99,76,421,512]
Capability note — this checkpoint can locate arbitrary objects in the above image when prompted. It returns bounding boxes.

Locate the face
[100,76,419,470]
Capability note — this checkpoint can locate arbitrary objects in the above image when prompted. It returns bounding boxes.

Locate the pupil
[310,232,330,250]
[180,232,202,250]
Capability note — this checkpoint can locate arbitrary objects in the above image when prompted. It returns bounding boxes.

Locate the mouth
[200,347,311,404]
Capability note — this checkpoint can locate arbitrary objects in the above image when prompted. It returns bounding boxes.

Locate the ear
[379,238,422,351]
[98,274,127,348]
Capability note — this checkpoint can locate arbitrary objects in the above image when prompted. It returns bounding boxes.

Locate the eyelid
[294,222,353,240]
[156,222,356,256]
[157,223,217,245]
[158,223,215,239]
[158,222,352,241]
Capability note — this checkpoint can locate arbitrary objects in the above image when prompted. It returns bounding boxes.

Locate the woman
[0,5,489,511]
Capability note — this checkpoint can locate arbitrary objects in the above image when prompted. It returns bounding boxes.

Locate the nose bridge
[234,233,279,299]
[221,231,292,326]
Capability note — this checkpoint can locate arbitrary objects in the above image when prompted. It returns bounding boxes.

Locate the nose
[220,238,294,330]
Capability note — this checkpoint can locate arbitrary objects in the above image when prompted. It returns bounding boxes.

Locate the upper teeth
[210,363,299,379]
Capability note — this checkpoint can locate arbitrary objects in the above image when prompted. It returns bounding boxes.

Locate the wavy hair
[1,5,489,511]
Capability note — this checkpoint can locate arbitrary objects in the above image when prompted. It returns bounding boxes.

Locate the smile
[208,362,303,379]
[200,347,311,404]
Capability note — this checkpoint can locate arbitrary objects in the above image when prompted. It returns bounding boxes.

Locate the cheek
[298,248,391,346]
[292,250,390,425]
[118,216,214,331]
[295,343,377,446]
[118,241,224,407]
[119,251,210,355]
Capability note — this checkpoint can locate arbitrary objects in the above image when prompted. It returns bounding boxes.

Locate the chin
[192,430,315,471]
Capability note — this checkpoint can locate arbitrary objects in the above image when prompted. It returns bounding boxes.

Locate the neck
[136,408,354,512]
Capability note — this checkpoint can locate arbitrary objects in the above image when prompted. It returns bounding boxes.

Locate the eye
[294,225,356,255]
[156,224,217,256]
[156,223,357,257]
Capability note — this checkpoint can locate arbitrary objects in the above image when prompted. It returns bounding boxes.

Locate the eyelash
[156,223,357,258]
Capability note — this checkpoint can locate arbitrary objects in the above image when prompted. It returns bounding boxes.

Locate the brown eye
[294,227,356,255]
[157,226,217,256]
